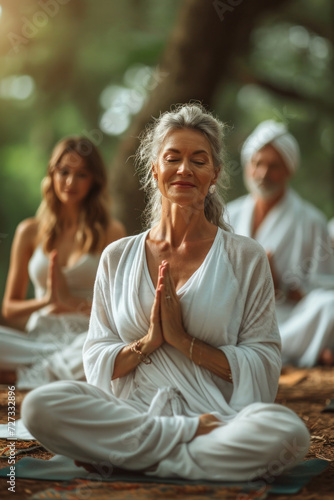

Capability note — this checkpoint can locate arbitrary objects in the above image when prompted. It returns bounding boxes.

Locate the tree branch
[238,69,334,116]
[110,0,292,233]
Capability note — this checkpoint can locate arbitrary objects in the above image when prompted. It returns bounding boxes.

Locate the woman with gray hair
[22,104,309,481]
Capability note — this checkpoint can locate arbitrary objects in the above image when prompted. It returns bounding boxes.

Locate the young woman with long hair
[0,136,126,388]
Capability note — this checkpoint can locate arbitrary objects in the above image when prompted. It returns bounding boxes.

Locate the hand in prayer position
[146,264,164,350]
[158,260,187,348]
[46,251,72,314]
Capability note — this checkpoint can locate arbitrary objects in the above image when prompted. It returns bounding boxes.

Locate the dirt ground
[0,366,333,499]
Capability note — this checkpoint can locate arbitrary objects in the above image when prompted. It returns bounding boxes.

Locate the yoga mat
[0,455,329,495]
[0,420,34,440]
[0,455,90,480]
[270,458,329,494]
[321,398,334,413]
[30,479,269,499]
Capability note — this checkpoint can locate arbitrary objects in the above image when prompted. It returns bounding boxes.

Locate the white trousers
[0,326,86,388]
[22,381,310,482]
[278,289,334,366]
[0,325,59,367]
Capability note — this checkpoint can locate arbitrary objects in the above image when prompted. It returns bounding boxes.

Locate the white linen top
[83,227,281,422]
[25,245,101,336]
[28,245,100,301]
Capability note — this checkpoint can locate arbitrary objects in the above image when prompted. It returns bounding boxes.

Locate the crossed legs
[22,381,310,481]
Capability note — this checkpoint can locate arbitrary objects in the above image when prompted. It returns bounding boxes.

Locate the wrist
[173,333,192,357]
[140,333,162,355]
[42,294,51,308]
[188,337,203,366]
[130,340,152,365]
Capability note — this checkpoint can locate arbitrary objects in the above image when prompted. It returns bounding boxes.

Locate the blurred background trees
[0,0,333,300]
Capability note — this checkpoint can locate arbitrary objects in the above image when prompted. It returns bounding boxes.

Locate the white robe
[21,228,310,481]
[83,227,281,416]
[227,189,334,366]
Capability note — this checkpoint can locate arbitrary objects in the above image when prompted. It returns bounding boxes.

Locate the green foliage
[0,0,179,299]
[0,0,333,302]
[214,0,334,217]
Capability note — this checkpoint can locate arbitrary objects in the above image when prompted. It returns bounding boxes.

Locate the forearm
[112,334,161,380]
[174,335,233,383]
[2,296,49,321]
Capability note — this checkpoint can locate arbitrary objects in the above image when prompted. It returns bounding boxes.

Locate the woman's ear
[212,166,221,184]
[152,161,158,180]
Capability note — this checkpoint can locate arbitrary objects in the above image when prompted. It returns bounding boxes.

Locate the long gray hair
[135,103,231,230]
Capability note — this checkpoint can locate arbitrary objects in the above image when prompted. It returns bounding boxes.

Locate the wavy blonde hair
[36,136,111,254]
[135,103,231,231]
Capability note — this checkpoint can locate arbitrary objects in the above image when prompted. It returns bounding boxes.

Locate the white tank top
[28,246,101,301]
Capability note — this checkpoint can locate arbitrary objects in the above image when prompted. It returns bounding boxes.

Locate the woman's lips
[171,182,195,188]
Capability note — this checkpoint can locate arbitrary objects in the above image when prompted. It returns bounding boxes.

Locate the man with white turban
[228,120,334,367]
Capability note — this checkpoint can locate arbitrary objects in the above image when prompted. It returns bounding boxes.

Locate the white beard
[244,176,285,201]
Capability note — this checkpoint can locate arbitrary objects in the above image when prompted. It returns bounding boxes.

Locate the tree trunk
[110,0,290,234]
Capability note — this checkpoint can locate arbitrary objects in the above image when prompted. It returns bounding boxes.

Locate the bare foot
[74,460,101,473]
[318,348,334,366]
[74,460,120,476]
[192,413,221,440]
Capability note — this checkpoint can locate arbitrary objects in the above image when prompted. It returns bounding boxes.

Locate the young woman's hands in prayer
[45,251,92,315]
[45,251,72,314]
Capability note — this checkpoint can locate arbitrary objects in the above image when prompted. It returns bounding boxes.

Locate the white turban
[241,120,300,174]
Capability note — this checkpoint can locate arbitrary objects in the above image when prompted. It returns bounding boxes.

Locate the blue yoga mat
[0,455,329,495]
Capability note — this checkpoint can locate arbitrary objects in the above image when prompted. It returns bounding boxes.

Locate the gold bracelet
[189,338,195,361]
[130,340,152,365]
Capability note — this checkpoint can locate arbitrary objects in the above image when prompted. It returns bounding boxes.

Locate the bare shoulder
[9,218,39,264]
[106,218,127,244]
[14,218,39,245]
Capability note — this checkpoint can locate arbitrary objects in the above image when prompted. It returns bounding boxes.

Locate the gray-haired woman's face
[152,128,218,209]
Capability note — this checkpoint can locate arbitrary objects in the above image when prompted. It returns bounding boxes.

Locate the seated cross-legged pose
[22,104,309,481]
[227,120,334,367]
[0,136,126,388]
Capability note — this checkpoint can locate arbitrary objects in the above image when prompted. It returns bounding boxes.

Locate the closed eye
[165,158,180,163]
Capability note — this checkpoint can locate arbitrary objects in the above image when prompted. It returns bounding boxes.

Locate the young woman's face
[153,128,218,210]
[53,152,94,206]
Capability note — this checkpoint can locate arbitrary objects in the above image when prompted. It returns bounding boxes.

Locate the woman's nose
[66,174,76,185]
[177,159,192,175]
